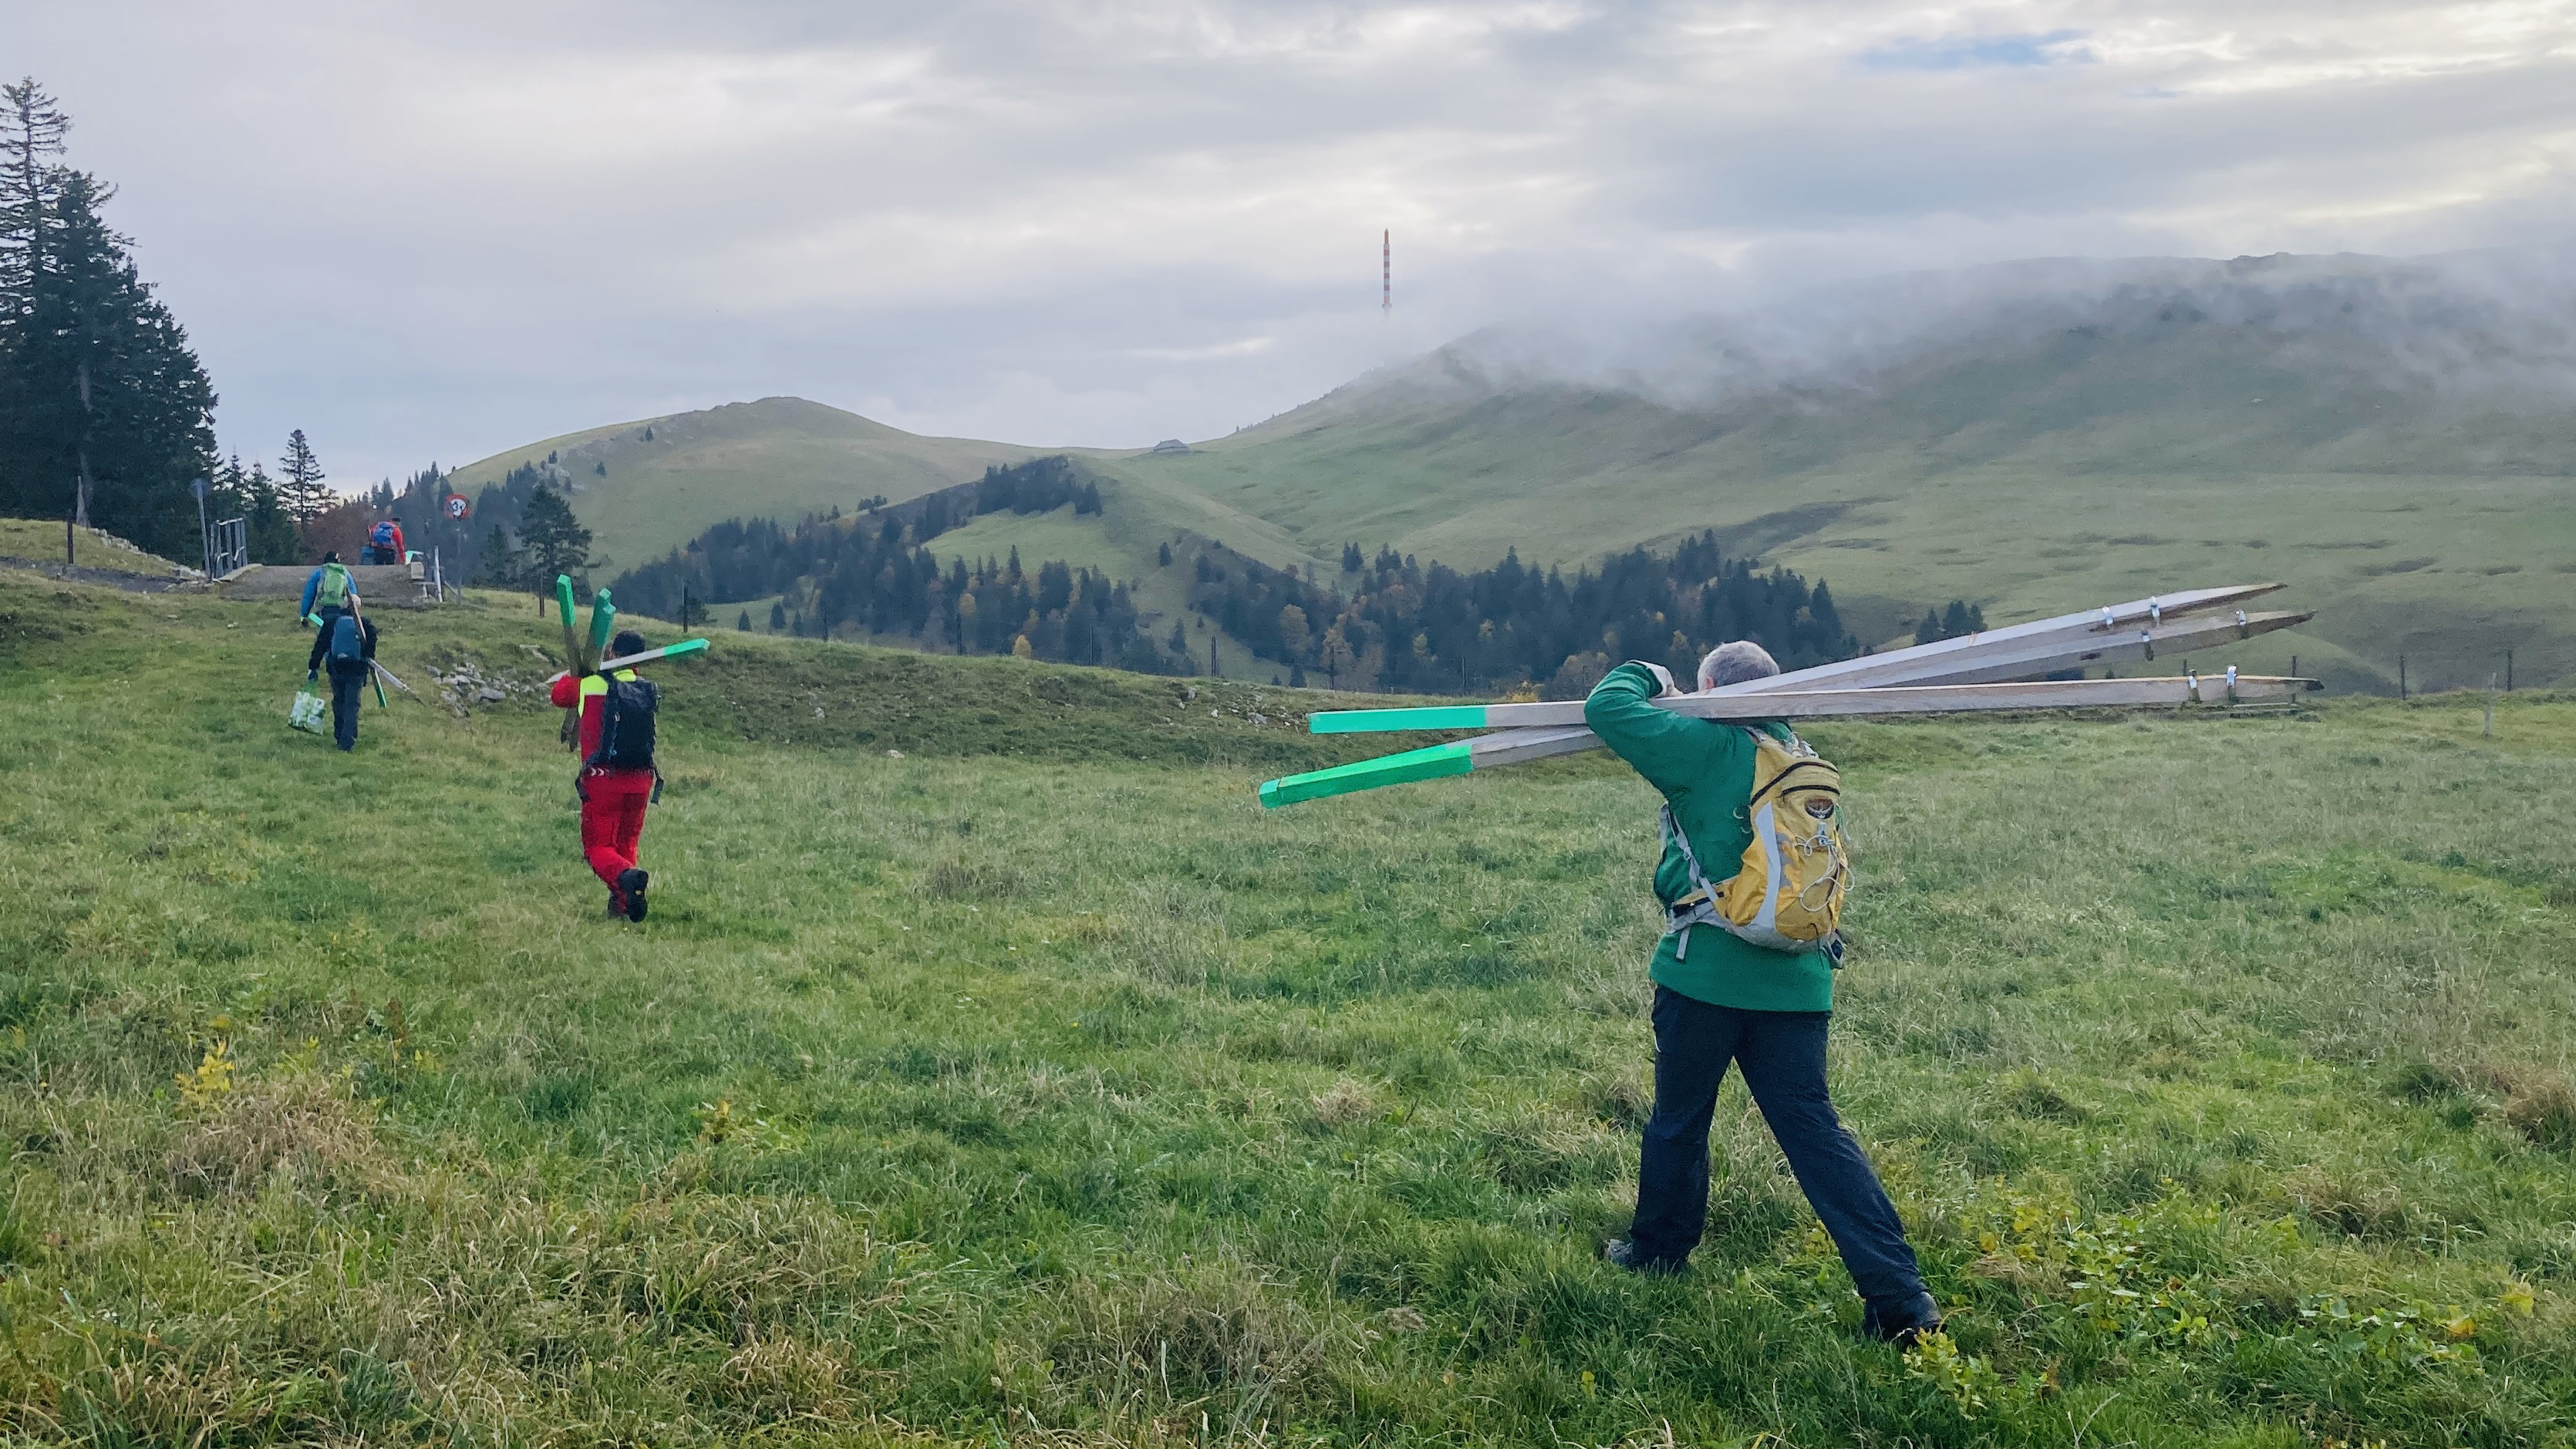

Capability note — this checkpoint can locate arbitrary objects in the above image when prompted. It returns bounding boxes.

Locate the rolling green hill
[1127,251,2576,692]
[442,397,1046,578]
[448,250,2576,693]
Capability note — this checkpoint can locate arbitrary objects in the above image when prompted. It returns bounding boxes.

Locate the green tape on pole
[555,575,577,629]
[1257,740,1475,808]
[596,637,709,672]
[588,587,616,659]
[1307,704,1489,735]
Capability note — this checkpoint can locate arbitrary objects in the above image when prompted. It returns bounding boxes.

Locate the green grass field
[8,567,2571,1447]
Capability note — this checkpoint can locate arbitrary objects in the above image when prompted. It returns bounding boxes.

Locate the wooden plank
[1311,609,2311,735]
[1262,673,2318,807]
[543,636,709,685]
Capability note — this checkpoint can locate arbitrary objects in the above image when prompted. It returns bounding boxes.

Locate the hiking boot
[1602,1238,1686,1276]
[1863,1292,1943,1346]
[618,868,649,922]
[605,890,626,920]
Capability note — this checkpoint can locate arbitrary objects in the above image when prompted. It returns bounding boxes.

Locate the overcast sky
[15,1,2576,487]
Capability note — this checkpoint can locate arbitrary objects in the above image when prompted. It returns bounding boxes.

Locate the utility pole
[190,477,211,577]
[73,360,93,527]
[2399,654,2407,700]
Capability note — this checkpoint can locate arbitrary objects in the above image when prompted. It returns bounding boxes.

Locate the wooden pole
[1312,612,2311,736]
[2399,655,2407,699]
[1265,677,2321,807]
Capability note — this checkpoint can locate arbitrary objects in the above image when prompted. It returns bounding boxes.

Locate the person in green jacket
[1585,641,1940,1345]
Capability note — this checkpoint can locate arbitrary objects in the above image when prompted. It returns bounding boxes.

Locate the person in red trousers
[548,628,659,921]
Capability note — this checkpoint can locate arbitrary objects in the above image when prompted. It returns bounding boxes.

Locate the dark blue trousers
[328,661,366,750]
[1630,986,1926,1306]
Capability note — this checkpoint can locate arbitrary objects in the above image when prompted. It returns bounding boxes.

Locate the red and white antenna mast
[1381,230,1391,315]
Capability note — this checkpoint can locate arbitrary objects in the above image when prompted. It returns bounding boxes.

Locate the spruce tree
[473,525,524,588]
[278,429,329,526]
[515,486,593,590]
[0,82,217,554]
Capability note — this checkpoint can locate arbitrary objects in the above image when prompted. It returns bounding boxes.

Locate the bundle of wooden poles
[1257,583,2315,807]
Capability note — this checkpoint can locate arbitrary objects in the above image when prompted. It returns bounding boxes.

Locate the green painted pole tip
[1256,740,1476,807]
[1307,703,1490,735]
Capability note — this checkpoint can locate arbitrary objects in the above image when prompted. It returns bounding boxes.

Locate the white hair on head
[1698,640,1781,690]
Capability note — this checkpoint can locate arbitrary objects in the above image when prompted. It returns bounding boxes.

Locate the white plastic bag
[289,685,329,734]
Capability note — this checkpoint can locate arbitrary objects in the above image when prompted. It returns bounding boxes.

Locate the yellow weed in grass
[174,1040,235,1110]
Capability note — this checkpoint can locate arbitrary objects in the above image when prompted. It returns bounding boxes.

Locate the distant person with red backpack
[548,628,661,921]
[364,517,406,565]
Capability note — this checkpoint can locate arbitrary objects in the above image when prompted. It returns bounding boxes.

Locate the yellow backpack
[1663,728,1850,959]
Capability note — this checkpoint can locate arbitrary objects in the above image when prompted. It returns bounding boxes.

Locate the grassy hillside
[4,567,2574,1446]
[913,470,1322,681]
[446,252,2576,696]
[443,397,1045,578]
[1124,261,2576,693]
[0,517,189,573]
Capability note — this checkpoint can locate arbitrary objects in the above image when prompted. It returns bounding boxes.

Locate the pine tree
[737,609,751,632]
[1158,541,1172,567]
[515,486,593,591]
[0,83,217,554]
[278,429,329,526]
[472,524,524,588]
[769,599,786,632]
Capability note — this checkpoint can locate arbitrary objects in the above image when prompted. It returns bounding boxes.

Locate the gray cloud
[12,0,2576,485]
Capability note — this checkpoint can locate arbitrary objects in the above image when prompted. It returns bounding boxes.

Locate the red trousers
[578,768,654,887]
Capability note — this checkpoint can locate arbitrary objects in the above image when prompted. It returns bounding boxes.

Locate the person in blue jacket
[298,553,358,630]
[305,597,379,751]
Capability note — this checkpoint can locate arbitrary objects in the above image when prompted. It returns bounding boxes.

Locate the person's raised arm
[1584,661,1721,797]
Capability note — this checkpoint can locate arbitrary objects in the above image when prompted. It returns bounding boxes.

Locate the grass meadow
[2,570,2574,1447]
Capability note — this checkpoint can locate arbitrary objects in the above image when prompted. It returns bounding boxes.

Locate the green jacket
[1583,662,1834,1013]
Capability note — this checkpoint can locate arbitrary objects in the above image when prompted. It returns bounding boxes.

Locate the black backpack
[588,678,659,770]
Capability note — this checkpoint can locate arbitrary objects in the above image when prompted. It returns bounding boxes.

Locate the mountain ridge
[443,246,2576,692]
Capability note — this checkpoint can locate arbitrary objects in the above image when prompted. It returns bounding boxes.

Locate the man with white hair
[1583,640,1940,1345]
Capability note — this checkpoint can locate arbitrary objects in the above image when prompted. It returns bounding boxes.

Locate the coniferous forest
[0,81,232,563]
[608,457,1867,694]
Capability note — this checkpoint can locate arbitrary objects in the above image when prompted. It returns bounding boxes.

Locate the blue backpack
[369,521,397,548]
[327,615,365,664]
